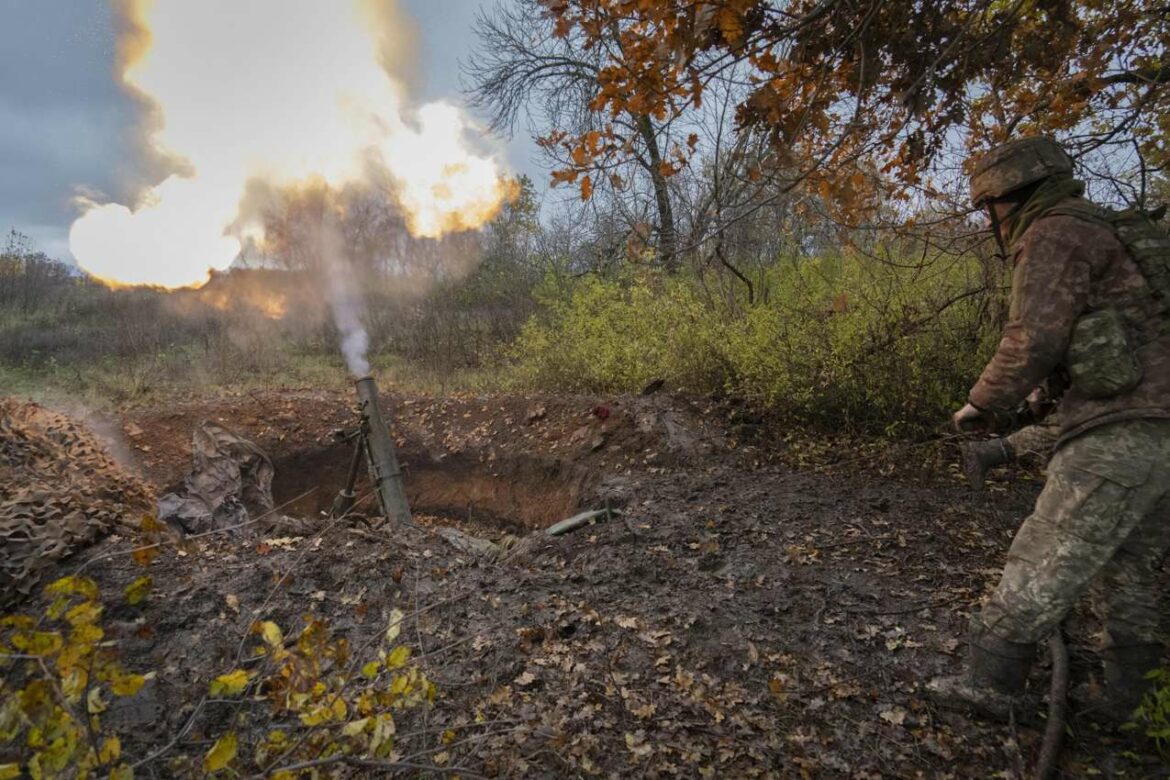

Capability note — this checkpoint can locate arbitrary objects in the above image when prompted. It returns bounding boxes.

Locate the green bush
[510,272,731,393]
[510,254,1004,435]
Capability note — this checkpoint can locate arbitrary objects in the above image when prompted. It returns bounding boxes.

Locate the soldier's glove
[952,402,1016,434]
[952,403,986,433]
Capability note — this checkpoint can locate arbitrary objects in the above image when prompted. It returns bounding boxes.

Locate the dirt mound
[0,399,155,605]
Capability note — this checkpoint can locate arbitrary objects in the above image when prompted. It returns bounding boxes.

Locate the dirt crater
[270,444,592,534]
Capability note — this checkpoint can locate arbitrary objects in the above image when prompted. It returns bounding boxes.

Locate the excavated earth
[8,387,1167,777]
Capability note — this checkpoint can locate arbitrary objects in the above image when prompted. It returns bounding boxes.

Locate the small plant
[0,575,146,779]
[204,609,437,777]
[1126,667,1170,756]
[1,574,440,778]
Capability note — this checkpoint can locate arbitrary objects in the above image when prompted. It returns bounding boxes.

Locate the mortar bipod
[329,424,365,520]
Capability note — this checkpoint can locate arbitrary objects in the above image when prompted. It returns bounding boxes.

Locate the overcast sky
[0,0,542,262]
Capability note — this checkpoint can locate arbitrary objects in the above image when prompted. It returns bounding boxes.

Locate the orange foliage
[542,0,1169,218]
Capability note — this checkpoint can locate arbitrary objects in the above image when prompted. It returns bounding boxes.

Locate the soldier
[928,137,1170,721]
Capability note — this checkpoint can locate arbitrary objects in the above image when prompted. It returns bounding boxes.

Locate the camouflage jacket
[969,197,1170,446]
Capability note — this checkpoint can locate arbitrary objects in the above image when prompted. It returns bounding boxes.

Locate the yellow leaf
[361,660,381,680]
[0,615,34,630]
[370,713,396,757]
[99,735,121,763]
[87,687,109,715]
[124,576,153,606]
[384,609,404,645]
[70,622,103,647]
[389,673,411,696]
[203,731,238,773]
[331,698,347,720]
[109,765,134,780]
[62,667,88,702]
[260,621,283,648]
[45,575,99,600]
[441,729,456,744]
[0,764,20,780]
[11,630,62,656]
[111,672,146,697]
[342,718,370,737]
[385,645,411,670]
[209,670,250,697]
[66,601,103,628]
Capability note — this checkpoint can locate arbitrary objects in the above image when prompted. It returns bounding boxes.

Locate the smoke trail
[318,216,370,377]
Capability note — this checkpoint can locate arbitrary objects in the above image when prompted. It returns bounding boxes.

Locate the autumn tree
[466,0,684,269]
[538,0,1170,227]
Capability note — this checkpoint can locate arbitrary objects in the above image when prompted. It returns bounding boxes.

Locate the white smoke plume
[318,215,370,377]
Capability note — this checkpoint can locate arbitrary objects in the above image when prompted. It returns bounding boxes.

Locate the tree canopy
[539,0,1169,222]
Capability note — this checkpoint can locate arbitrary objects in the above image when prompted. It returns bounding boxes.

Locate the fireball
[69,0,510,289]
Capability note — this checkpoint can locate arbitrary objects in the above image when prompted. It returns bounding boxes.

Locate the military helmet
[970,137,1074,207]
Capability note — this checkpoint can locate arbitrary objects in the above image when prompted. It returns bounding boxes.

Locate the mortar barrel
[354,376,411,523]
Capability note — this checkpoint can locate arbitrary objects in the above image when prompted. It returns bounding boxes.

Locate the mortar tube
[354,376,411,524]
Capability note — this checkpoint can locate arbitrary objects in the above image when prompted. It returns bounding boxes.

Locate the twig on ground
[1035,628,1069,780]
[130,696,208,771]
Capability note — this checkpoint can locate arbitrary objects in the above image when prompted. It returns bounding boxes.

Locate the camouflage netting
[1,399,154,607]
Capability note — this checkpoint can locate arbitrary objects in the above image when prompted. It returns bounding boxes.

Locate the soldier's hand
[952,403,987,433]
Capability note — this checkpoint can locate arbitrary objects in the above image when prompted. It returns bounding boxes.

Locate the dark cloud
[0,0,145,258]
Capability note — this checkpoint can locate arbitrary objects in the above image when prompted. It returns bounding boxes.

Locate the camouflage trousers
[978,418,1170,647]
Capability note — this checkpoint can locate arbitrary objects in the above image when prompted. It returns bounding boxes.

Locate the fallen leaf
[124,576,152,606]
[210,669,250,696]
[262,537,302,550]
[625,731,653,758]
[203,731,238,773]
[385,608,405,644]
[87,687,108,714]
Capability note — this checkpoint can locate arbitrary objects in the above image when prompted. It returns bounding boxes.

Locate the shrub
[511,271,731,393]
[510,254,1004,435]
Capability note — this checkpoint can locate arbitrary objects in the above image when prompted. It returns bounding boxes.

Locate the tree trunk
[637,115,678,271]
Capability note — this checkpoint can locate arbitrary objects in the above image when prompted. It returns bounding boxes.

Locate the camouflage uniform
[980,419,1170,645]
[969,206,1170,651]
[931,137,1170,719]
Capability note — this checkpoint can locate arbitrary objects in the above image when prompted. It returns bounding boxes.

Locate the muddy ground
[15,388,1169,777]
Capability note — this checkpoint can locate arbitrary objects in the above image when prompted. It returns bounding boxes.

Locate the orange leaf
[716,8,743,44]
[581,175,594,200]
[550,169,579,186]
[132,544,160,567]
